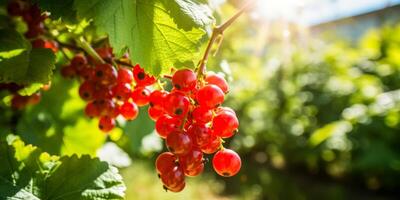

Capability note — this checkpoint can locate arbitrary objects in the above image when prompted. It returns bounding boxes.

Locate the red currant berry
[61,65,76,78]
[71,54,88,67]
[149,90,168,110]
[31,39,45,48]
[117,67,134,84]
[165,92,190,118]
[93,85,114,99]
[155,115,181,138]
[79,81,95,101]
[160,165,185,191]
[212,111,239,138]
[206,72,229,93]
[95,47,113,62]
[96,99,117,117]
[187,123,212,147]
[172,69,197,92]
[155,152,177,175]
[98,116,116,133]
[212,149,241,177]
[78,67,95,81]
[43,40,58,52]
[183,163,204,177]
[179,148,203,171]
[133,64,156,86]
[112,83,132,101]
[166,130,192,156]
[165,181,185,193]
[28,93,41,105]
[85,101,100,118]
[11,95,29,110]
[200,135,221,154]
[196,84,225,109]
[191,106,213,123]
[131,87,151,106]
[93,64,118,85]
[148,107,164,121]
[119,101,139,120]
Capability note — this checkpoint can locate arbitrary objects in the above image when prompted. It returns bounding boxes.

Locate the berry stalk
[197,0,256,78]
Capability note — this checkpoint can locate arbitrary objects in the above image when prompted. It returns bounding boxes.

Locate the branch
[197,0,256,77]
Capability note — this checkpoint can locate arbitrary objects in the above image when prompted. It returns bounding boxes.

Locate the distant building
[307,0,400,41]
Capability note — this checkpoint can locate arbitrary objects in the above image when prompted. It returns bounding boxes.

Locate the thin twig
[76,37,105,64]
[197,0,256,78]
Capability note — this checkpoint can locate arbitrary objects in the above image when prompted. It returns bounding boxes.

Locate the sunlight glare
[254,0,305,22]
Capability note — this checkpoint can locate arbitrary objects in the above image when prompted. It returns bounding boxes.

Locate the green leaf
[33,0,77,23]
[74,0,213,75]
[17,83,43,96]
[0,29,56,85]
[0,137,126,199]
[17,74,107,156]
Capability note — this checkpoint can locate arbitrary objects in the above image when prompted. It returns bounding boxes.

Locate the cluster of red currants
[0,83,46,110]
[60,49,157,133]
[152,69,241,192]
[4,1,56,110]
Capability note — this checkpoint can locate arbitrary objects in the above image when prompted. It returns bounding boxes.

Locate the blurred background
[2,0,400,199]
[122,0,400,198]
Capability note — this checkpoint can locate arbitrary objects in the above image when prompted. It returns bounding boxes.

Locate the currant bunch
[153,69,241,192]
[61,48,156,133]
[2,1,58,110]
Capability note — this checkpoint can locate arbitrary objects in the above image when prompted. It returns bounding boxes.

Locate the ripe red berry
[156,152,177,175]
[117,67,134,84]
[196,84,224,109]
[148,107,164,121]
[79,81,95,101]
[166,130,192,156]
[172,69,197,92]
[31,39,45,48]
[183,163,204,177]
[71,54,88,67]
[133,64,156,86]
[112,83,132,101]
[95,47,113,62]
[96,99,117,117]
[119,101,139,120]
[160,165,185,192]
[11,95,29,110]
[200,135,221,154]
[93,85,114,99]
[43,40,58,52]
[61,65,76,78]
[212,149,241,177]
[212,111,239,138]
[93,64,118,85]
[149,90,168,110]
[85,101,100,118]
[206,72,229,93]
[187,123,212,147]
[131,87,150,106]
[155,115,181,138]
[78,67,95,80]
[179,148,203,171]
[165,181,185,193]
[165,92,190,118]
[28,93,41,105]
[98,116,115,132]
[191,106,213,123]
